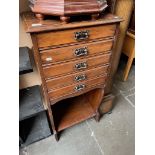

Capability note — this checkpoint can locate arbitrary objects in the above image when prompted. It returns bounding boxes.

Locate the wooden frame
[22,12,122,141]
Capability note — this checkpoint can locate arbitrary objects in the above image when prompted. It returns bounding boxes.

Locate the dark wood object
[22,12,122,141]
[28,0,108,23]
[19,47,33,75]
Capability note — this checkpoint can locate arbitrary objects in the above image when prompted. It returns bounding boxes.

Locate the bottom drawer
[48,75,107,101]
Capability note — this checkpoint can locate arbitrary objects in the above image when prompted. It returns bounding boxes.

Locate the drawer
[43,53,111,79]
[40,39,113,64]
[48,75,107,101]
[46,64,109,91]
[37,24,116,48]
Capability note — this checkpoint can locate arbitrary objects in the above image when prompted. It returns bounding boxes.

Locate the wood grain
[48,75,107,101]
[43,53,111,79]
[52,93,96,131]
[36,24,116,48]
[40,39,113,64]
[22,12,123,33]
[46,65,109,91]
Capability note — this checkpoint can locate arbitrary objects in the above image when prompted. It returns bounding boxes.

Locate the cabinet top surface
[21,12,123,33]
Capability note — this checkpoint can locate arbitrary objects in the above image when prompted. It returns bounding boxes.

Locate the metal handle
[75,62,87,70]
[75,84,85,92]
[75,30,89,41]
[75,74,87,82]
[74,47,88,57]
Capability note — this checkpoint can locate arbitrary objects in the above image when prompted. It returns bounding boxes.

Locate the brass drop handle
[74,30,89,41]
[74,47,88,57]
[75,62,87,70]
[75,74,87,82]
[75,84,85,92]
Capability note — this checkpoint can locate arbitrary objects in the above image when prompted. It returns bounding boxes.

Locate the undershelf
[19,85,44,121]
[20,111,51,147]
[52,94,96,132]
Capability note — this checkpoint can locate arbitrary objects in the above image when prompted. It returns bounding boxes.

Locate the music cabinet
[22,12,122,141]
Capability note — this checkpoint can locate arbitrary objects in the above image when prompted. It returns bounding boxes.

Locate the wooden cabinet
[22,12,122,141]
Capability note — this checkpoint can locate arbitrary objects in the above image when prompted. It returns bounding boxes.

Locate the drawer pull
[74,47,88,57]
[75,74,87,82]
[75,62,87,70]
[75,84,85,92]
[75,30,89,41]
[46,57,52,62]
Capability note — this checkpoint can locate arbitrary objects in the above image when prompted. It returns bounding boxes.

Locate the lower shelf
[52,93,98,132]
[19,111,51,147]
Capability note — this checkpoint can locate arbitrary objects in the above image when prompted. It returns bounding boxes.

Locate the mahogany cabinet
[22,12,122,141]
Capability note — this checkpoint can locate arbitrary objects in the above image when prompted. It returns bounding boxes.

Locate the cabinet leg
[91,14,100,20]
[54,133,59,141]
[60,16,70,23]
[35,13,44,20]
[94,111,100,122]
[107,110,112,114]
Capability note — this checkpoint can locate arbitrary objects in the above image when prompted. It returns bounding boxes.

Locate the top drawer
[37,24,116,49]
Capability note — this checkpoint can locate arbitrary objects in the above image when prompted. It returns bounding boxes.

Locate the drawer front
[46,65,109,91]
[43,53,111,79]
[40,39,113,64]
[37,24,116,48]
[48,75,107,101]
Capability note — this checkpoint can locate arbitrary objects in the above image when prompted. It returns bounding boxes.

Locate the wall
[19,0,32,47]
[19,0,30,13]
[19,0,40,89]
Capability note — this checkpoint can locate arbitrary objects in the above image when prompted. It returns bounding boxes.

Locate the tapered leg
[35,13,44,20]
[91,14,100,20]
[60,16,70,23]
[54,133,59,141]
[94,110,100,122]
[46,107,59,141]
